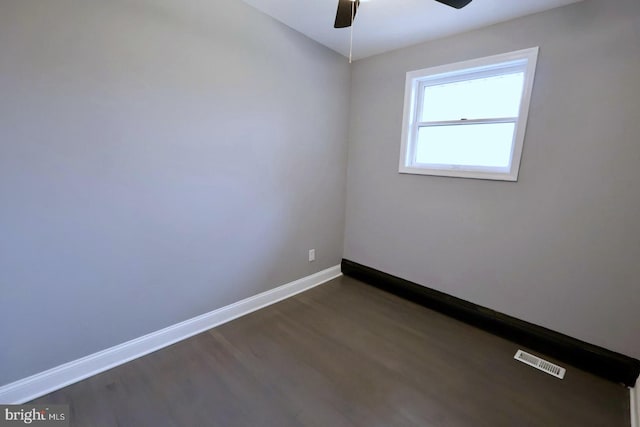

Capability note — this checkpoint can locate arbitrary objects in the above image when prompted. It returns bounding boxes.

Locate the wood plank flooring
[32,275,630,426]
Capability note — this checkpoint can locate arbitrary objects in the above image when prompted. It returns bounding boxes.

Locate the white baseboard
[632,383,639,427]
[0,265,342,404]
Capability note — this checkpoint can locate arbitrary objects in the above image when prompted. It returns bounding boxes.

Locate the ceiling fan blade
[434,0,472,9]
[334,0,360,29]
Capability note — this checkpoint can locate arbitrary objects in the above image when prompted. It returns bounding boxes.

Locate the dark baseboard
[341,259,640,387]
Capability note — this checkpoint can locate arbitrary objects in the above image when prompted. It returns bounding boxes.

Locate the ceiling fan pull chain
[349,1,354,63]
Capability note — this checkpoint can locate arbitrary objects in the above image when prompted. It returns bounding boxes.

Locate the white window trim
[399,47,539,181]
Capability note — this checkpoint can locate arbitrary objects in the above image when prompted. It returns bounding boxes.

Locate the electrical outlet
[308,249,315,262]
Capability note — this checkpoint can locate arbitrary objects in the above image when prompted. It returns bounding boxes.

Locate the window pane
[421,72,524,122]
[415,123,515,167]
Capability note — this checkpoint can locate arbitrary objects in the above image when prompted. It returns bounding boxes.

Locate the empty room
[1,0,639,425]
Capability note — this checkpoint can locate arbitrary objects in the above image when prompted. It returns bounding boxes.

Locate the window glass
[415,123,515,168]
[420,72,525,122]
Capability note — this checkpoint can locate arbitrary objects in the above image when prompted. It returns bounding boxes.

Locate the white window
[399,47,539,181]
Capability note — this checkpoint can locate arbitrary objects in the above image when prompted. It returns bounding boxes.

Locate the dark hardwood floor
[32,275,630,426]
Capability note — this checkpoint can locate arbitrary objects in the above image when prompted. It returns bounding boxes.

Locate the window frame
[399,47,539,181]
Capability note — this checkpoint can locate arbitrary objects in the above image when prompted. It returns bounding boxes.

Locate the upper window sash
[414,68,527,124]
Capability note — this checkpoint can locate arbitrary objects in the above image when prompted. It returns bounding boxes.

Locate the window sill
[398,165,518,181]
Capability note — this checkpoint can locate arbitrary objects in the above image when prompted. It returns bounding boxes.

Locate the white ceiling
[242,0,582,60]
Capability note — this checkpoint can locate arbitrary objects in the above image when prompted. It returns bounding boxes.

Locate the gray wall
[0,0,350,385]
[344,0,640,359]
